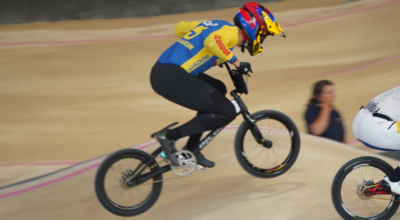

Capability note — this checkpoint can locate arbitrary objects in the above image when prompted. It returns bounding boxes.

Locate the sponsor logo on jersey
[395,122,400,134]
[187,55,210,73]
[214,35,231,56]
[178,39,194,50]
[364,99,380,113]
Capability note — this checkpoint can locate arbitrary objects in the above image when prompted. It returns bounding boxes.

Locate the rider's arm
[204,25,239,64]
[174,21,201,38]
[307,102,332,135]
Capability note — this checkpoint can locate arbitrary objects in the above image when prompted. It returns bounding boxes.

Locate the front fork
[243,111,272,148]
[232,92,272,148]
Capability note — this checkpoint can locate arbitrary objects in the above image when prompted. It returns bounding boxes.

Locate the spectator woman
[304,80,345,142]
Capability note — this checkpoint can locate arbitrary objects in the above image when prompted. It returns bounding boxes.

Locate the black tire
[94,148,163,216]
[234,110,300,178]
[331,156,399,220]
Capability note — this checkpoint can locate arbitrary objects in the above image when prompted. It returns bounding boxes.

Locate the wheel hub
[356,180,375,200]
[119,170,137,189]
[262,140,273,148]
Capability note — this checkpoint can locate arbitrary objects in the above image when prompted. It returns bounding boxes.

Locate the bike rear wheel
[234,110,300,178]
[94,148,163,216]
[331,156,399,220]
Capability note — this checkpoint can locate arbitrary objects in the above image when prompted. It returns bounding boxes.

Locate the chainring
[171,150,197,177]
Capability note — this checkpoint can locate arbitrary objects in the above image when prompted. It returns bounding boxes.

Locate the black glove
[237,62,253,74]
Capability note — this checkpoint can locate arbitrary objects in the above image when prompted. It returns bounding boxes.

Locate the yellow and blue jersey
[158,20,239,76]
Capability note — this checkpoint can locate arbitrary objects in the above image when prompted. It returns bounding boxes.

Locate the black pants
[150,62,236,150]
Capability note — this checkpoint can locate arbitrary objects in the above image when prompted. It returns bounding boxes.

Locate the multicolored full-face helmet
[234,1,285,56]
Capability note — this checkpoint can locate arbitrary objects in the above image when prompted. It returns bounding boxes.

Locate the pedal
[195,164,205,172]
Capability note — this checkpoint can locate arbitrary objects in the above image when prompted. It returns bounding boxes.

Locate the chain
[364,195,400,202]
[370,197,400,202]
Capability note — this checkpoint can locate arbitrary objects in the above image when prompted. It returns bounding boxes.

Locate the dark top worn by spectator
[305,101,344,142]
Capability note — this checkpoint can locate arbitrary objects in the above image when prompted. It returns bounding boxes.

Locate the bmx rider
[352,86,400,193]
[150,2,286,168]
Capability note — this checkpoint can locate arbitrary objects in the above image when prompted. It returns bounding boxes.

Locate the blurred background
[0,0,348,24]
[0,0,400,219]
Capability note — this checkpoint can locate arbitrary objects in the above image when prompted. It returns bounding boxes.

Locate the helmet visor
[261,11,285,37]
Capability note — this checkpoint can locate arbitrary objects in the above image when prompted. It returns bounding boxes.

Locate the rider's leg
[186,73,229,167]
[151,63,236,136]
[389,164,400,182]
[183,73,228,148]
[151,62,237,166]
[184,112,203,152]
[183,130,216,167]
[169,91,236,136]
[197,73,228,95]
[182,116,217,167]
[181,73,228,167]
[150,122,180,166]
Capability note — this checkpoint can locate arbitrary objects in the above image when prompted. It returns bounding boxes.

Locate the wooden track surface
[0,0,400,219]
[1,131,399,219]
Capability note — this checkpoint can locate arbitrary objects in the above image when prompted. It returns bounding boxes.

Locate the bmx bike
[331,156,400,220]
[94,63,301,216]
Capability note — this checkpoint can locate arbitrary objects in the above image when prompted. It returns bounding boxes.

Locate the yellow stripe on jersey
[174,21,201,38]
[181,47,214,73]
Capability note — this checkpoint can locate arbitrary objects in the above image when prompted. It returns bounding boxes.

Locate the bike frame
[136,63,268,184]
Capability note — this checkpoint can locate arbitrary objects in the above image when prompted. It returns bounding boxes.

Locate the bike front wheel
[234,110,300,178]
[94,148,163,216]
[331,156,399,220]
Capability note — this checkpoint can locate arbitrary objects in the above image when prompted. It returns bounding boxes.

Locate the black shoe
[195,152,215,168]
[381,177,392,192]
[151,122,179,166]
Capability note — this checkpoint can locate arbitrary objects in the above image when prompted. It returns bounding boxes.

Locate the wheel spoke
[98,152,160,213]
[241,115,297,175]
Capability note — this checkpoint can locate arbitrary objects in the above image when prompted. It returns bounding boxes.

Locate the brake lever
[237,71,251,78]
